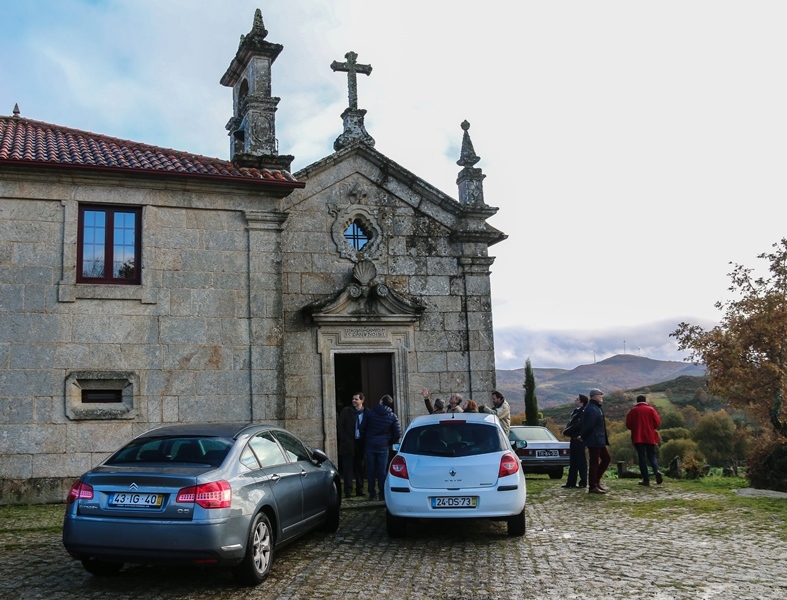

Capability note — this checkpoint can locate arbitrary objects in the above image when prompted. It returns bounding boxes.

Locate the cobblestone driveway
[1,481,785,599]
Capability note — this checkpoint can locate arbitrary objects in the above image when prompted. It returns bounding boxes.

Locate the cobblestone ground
[1,481,786,599]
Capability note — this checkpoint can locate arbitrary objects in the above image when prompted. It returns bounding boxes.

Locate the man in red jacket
[625,395,663,486]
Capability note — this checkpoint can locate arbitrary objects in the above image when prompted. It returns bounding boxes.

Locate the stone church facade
[0,11,505,503]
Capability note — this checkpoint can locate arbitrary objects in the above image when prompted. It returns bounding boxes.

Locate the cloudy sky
[3,1,786,369]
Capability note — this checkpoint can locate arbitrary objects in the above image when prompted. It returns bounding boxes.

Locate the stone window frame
[331,205,383,262]
[65,371,139,421]
[58,200,157,304]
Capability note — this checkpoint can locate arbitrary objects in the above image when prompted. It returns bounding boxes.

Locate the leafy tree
[680,405,702,429]
[693,387,710,406]
[524,358,539,426]
[691,410,736,467]
[672,239,787,440]
[661,411,686,429]
[660,427,691,443]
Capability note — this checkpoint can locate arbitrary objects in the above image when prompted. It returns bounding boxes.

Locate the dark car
[508,425,570,479]
[62,422,341,585]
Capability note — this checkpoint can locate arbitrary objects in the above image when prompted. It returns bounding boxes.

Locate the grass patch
[0,504,64,534]
[602,476,787,538]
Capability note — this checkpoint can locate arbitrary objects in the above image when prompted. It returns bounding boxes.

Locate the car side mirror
[312,448,329,465]
[392,443,400,452]
[515,440,527,449]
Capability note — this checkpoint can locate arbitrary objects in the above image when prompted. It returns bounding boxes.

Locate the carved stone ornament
[328,182,384,262]
[303,260,424,325]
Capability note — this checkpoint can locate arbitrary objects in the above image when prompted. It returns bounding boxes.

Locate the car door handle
[300,470,308,477]
[269,474,281,482]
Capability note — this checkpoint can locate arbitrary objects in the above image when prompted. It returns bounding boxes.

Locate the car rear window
[510,428,556,442]
[105,436,233,467]
[399,422,506,457]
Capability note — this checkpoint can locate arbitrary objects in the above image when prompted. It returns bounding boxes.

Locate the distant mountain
[496,354,705,412]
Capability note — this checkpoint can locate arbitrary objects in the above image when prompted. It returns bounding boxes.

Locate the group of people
[337,392,401,501]
[337,386,513,501]
[563,388,663,494]
[421,388,511,435]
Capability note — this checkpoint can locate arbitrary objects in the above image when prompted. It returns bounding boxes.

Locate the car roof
[406,413,500,429]
[135,422,264,439]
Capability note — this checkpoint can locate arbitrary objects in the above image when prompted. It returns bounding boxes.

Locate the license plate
[431,496,477,509]
[109,492,163,508]
[536,450,559,457]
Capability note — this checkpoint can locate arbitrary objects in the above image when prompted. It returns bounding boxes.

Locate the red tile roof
[0,115,301,186]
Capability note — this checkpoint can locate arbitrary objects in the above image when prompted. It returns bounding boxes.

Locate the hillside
[496,354,705,413]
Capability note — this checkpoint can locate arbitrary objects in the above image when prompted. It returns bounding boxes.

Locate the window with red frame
[77,205,141,284]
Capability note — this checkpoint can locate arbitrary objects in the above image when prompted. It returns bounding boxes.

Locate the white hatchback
[384,412,526,537]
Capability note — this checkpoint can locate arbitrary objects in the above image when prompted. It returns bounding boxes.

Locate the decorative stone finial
[238,8,270,49]
[331,51,375,151]
[456,120,487,206]
[457,120,480,167]
[12,103,20,117]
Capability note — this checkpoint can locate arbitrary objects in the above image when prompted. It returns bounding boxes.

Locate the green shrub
[691,410,736,467]
[661,411,686,429]
[660,438,704,468]
[660,427,691,443]
[609,431,637,466]
[682,456,705,479]
[746,439,787,492]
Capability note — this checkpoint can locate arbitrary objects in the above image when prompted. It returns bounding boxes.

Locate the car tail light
[560,449,570,456]
[177,480,232,508]
[389,455,409,479]
[498,452,520,478]
[66,480,93,504]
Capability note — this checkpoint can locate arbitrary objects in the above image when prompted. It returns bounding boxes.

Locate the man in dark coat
[580,388,611,494]
[362,396,402,501]
[337,392,369,497]
[562,394,588,489]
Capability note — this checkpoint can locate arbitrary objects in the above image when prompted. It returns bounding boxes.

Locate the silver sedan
[62,422,340,585]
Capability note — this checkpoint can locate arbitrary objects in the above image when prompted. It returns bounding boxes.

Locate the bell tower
[220,9,294,171]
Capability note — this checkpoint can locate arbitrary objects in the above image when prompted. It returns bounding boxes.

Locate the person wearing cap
[579,388,611,494]
[479,390,511,435]
[626,394,663,486]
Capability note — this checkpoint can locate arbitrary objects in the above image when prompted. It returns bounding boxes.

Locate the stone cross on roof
[331,51,372,110]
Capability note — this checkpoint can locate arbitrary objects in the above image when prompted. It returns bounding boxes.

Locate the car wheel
[507,508,526,537]
[321,481,341,532]
[548,468,564,480]
[232,511,274,585]
[80,558,123,576]
[386,509,407,538]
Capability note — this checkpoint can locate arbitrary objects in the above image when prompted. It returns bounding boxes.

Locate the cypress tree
[524,358,539,426]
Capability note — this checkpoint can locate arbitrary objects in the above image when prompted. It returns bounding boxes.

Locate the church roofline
[0,115,303,191]
[293,140,506,245]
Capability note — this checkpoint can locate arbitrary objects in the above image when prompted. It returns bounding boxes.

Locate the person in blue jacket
[362,395,402,501]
